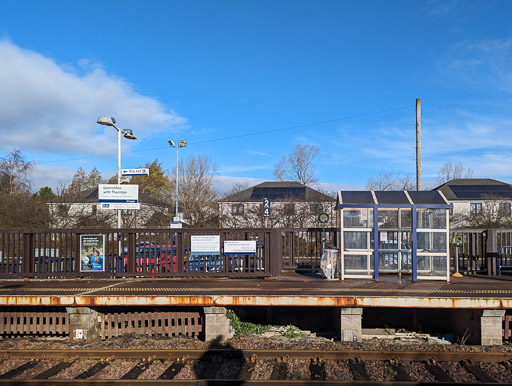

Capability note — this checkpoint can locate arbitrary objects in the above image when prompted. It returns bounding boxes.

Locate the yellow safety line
[1,287,512,295]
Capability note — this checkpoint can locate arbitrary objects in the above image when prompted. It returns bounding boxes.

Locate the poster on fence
[80,234,105,272]
[191,235,220,256]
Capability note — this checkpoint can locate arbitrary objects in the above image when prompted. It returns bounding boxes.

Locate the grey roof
[434,179,512,201]
[221,181,335,203]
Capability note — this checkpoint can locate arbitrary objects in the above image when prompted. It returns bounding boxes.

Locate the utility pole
[416,98,422,191]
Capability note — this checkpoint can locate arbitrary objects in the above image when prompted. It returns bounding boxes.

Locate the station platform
[1,272,512,309]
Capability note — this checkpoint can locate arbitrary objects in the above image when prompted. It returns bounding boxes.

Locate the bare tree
[0,149,35,194]
[65,167,104,197]
[366,171,414,191]
[177,155,219,227]
[437,162,474,185]
[273,144,319,185]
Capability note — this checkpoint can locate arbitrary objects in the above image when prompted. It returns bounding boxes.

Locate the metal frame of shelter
[336,190,452,282]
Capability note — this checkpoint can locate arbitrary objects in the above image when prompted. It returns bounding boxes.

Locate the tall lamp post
[97,116,137,229]
[168,140,187,222]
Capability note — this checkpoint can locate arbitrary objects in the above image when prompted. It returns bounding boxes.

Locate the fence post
[127,232,135,275]
[270,229,282,278]
[23,232,34,278]
[486,229,498,276]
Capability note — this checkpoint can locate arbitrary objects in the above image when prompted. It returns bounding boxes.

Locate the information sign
[122,168,150,176]
[318,212,329,224]
[452,236,462,246]
[99,184,139,202]
[262,197,271,217]
[224,240,256,255]
[191,235,220,255]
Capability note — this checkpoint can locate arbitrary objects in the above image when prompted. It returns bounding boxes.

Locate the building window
[284,203,295,216]
[232,204,244,216]
[470,203,482,214]
[499,203,511,214]
[91,205,97,216]
[310,203,323,214]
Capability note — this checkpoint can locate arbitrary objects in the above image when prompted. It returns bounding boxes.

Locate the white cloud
[442,38,512,93]
[0,39,186,156]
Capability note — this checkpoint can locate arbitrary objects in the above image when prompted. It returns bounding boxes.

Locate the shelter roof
[336,190,449,207]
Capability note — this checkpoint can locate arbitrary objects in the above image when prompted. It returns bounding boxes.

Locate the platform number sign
[262,197,271,217]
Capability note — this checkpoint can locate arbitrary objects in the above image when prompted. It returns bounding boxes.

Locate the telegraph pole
[416,98,422,191]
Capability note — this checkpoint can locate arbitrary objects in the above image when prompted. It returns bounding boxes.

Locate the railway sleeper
[0,361,38,379]
[393,364,414,382]
[348,360,370,381]
[158,361,185,380]
[236,358,255,380]
[425,364,455,383]
[270,361,288,380]
[121,359,154,380]
[33,361,74,379]
[309,359,326,380]
[462,360,498,384]
[74,361,109,379]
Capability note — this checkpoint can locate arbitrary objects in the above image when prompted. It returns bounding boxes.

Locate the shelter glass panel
[417,209,446,229]
[343,209,373,228]
[379,231,398,250]
[417,255,447,276]
[344,231,371,250]
[378,210,398,229]
[417,232,447,253]
[344,254,374,273]
[379,251,398,271]
[400,210,411,229]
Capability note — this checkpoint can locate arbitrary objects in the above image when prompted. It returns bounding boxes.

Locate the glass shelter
[336,191,452,281]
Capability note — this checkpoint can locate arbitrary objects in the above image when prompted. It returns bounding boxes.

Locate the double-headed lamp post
[97,116,137,229]
[168,140,187,221]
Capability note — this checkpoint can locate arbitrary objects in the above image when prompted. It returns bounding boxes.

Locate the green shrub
[226,309,273,336]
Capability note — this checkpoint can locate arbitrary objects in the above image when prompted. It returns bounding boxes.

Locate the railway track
[2,349,512,384]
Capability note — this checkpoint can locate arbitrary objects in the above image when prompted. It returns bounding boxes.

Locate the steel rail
[3,348,512,362]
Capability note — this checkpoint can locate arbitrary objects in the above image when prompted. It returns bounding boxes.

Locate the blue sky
[1,0,511,194]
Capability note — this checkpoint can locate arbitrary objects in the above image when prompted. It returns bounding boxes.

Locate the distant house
[434,178,512,227]
[48,188,170,228]
[219,181,336,228]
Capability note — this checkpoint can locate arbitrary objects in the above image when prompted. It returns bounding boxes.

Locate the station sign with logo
[98,184,140,210]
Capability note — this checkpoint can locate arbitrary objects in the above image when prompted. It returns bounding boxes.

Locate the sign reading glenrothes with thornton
[98,184,140,210]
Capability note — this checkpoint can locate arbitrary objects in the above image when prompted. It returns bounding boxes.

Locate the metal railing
[450,229,512,275]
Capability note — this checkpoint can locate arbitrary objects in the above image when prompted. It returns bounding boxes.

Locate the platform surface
[1,273,511,309]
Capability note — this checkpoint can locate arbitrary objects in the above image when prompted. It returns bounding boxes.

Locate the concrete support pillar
[204,306,234,342]
[481,309,505,346]
[66,307,99,344]
[340,307,363,342]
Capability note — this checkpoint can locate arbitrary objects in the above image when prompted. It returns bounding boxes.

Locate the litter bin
[321,246,338,280]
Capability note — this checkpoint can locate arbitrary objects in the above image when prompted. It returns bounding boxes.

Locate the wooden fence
[0,228,338,279]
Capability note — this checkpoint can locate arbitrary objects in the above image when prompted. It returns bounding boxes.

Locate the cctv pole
[416,98,422,191]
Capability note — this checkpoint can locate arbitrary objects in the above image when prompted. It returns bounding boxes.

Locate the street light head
[97,116,116,127]
[168,140,175,147]
[122,129,137,140]
[178,140,187,148]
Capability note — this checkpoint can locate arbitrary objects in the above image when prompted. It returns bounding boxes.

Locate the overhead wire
[37,104,415,165]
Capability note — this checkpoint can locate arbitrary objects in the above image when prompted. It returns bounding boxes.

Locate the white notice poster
[191,235,220,255]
